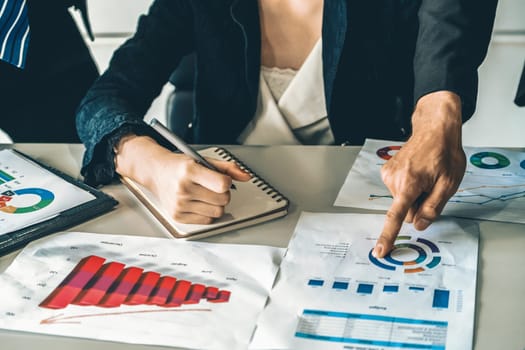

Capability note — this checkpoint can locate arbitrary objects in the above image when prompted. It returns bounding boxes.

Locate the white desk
[1,144,524,350]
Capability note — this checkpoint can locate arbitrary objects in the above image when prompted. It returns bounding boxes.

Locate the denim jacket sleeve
[76,0,194,186]
[413,0,498,121]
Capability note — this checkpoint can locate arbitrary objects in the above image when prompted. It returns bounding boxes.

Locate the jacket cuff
[80,121,176,186]
[414,75,477,124]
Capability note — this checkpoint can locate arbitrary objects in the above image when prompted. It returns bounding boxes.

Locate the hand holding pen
[149,118,238,190]
[113,119,251,224]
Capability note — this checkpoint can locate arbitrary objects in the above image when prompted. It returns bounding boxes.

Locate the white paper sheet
[0,232,284,350]
[0,149,95,234]
[250,212,479,350]
[334,139,525,224]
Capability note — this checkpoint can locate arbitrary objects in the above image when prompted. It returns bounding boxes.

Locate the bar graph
[357,283,374,294]
[99,267,143,307]
[332,281,349,290]
[383,285,399,293]
[308,279,324,287]
[0,169,15,184]
[432,290,450,309]
[39,255,231,309]
[306,277,452,310]
[74,261,126,306]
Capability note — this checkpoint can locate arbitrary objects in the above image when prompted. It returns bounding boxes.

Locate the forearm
[76,0,195,185]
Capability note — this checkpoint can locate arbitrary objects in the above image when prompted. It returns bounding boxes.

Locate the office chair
[515,60,525,107]
[166,54,196,142]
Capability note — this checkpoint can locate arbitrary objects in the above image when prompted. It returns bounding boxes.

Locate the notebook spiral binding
[213,148,288,203]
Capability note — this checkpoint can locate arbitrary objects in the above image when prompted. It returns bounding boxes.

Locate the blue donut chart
[369,236,441,274]
[384,243,427,266]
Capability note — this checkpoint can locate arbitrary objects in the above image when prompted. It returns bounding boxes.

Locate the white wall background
[75,0,525,147]
[462,0,525,147]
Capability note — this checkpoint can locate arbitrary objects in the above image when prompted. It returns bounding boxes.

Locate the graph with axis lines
[335,139,525,224]
[0,232,283,350]
[250,213,479,350]
[39,255,231,310]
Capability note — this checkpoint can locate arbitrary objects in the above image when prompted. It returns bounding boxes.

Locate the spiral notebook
[121,147,289,239]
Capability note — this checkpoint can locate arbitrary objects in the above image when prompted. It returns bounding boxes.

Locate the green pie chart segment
[470,152,510,169]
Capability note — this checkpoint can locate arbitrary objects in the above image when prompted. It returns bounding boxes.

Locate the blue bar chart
[432,290,450,309]
[308,279,324,287]
[307,278,452,310]
[332,281,348,290]
[383,285,399,293]
[356,283,373,294]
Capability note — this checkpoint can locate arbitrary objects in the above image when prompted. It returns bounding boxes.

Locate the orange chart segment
[39,255,231,309]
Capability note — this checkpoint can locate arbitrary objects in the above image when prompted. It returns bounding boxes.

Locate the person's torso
[172,0,422,144]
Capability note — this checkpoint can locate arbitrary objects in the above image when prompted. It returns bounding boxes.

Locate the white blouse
[0,128,13,144]
[237,39,334,145]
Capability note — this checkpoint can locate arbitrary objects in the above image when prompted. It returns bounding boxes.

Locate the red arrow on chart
[40,308,212,325]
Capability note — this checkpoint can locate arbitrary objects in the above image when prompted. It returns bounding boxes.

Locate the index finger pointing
[374,195,417,258]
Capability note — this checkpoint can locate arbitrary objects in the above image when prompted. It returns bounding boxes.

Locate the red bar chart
[39,255,231,309]
[99,267,143,307]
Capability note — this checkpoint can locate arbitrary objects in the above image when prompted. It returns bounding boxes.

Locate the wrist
[114,135,169,186]
[411,91,463,142]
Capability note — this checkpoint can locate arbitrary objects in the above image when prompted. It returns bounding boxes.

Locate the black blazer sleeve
[76,0,194,185]
[413,0,498,121]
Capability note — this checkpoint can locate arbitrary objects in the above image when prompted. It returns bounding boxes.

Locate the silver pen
[149,118,236,190]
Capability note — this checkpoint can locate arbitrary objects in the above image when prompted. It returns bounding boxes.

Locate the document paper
[250,212,479,350]
[334,139,525,224]
[0,232,284,350]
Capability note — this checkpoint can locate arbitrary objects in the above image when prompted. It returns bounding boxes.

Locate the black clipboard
[0,149,118,256]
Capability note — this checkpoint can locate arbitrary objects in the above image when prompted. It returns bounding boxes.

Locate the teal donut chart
[0,188,55,214]
[470,152,510,169]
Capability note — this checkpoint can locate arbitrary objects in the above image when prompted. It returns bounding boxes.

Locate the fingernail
[372,244,384,258]
[416,218,431,230]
